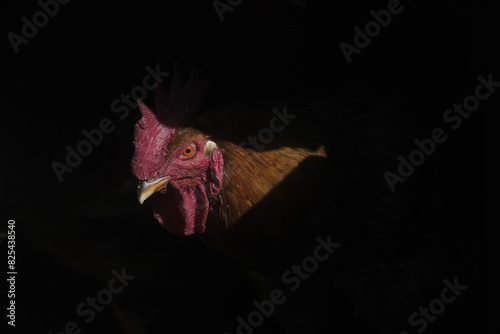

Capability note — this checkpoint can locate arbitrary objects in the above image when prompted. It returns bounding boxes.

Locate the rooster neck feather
[211,141,327,227]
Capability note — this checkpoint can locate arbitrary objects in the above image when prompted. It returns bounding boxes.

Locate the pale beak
[137,176,171,205]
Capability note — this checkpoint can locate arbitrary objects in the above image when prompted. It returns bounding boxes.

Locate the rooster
[131,65,433,274]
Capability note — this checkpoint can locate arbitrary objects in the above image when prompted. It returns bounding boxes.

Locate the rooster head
[131,65,224,236]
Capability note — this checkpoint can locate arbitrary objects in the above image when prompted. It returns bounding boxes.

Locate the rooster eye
[182,144,196,158]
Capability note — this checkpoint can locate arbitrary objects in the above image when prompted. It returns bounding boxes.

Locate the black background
[2,0,499,333]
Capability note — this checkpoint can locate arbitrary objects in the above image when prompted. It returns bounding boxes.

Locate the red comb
[131,64,208,180]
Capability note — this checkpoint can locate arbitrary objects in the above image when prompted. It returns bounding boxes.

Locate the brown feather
[182,102,367,272]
